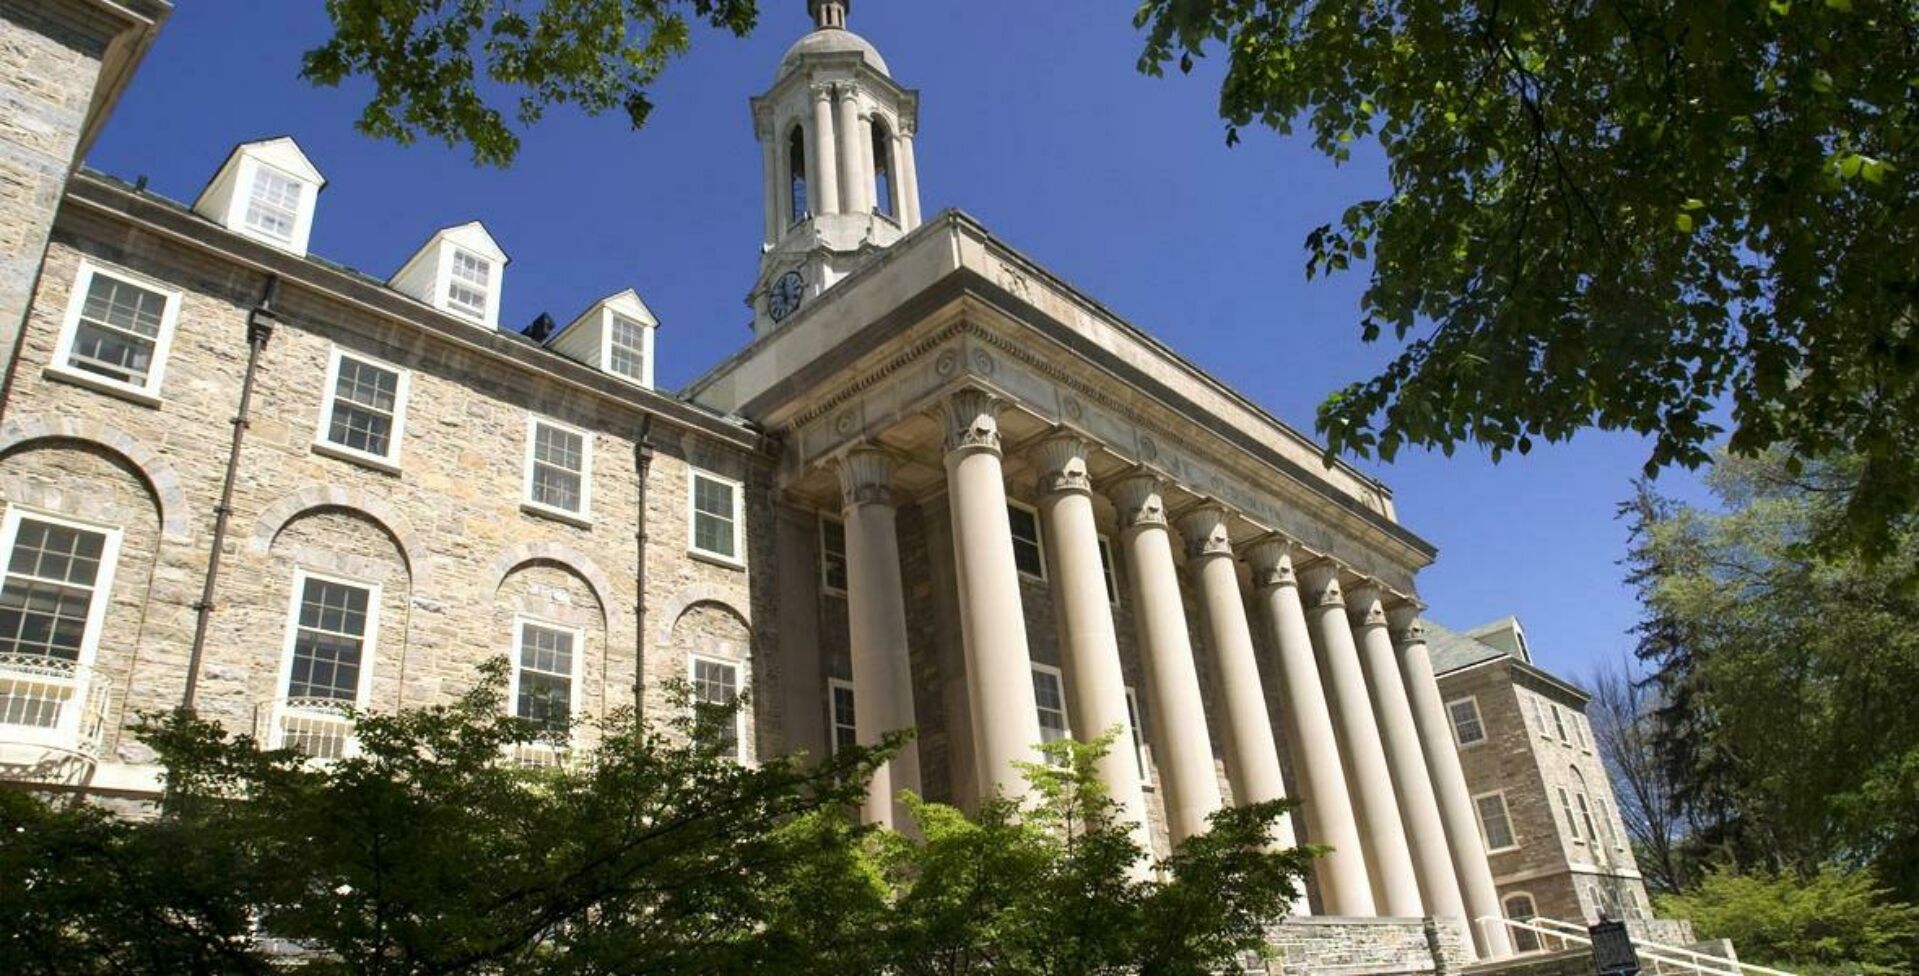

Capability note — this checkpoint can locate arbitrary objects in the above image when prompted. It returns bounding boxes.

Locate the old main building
[0,1,1674,972]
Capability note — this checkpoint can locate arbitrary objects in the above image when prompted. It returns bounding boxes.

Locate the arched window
[1504,893,1542,953]
[871,117,895,218]
[787,125,808,226]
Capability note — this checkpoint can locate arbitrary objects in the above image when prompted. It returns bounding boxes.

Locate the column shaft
[1391,605,1513,958]
[898,130,922,228]
[760,125,780,243]
[839,448,921,829]
[942,391,1041,799]
[809,86,840,215]
[1034,436,1152,857]
[1299,563,1423,917]
[1111,475,1222,844]
[836,86,868,214]
[1248,540,1375,916]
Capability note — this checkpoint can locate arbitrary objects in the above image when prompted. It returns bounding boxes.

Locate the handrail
[1477,916,1796,976]
[0,655,112,757]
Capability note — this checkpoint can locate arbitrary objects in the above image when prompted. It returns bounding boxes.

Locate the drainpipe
[633,414,654,712]
[181,274,279,712]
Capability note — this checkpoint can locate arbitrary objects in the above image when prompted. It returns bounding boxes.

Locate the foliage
[1656,866,1919,974]
[1136,0,1919,560]
[304,0,761,166]
[1587,659,1691,894]
[1620,451,1919,907]
[0,679,1313,975]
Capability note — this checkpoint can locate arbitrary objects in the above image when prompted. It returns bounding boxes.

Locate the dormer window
[388,222,508,330]
[243,166,303,243]
[608,314,646,382]
[447,250,492,320]
[192,137,325,257]
[544,289,658,389]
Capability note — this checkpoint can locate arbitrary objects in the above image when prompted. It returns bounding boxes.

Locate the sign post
[1589,919,1641,976]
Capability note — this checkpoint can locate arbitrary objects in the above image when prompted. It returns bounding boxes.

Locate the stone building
[0,2,1707,973]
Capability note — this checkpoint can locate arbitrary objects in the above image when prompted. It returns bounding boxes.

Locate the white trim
[827,676,855,754]
[1445,694,1487,747]
[688,652,747,762]
[1031,661,1069,764]
[0,506,123,682]
[313,346,410,472]
[1124,684,1153,786]
[235,157,315,252]
[1097,534,1120,605]
[442,246,493,323]
[1558,786,1586,844]
[271,568,381,753]
[48,258,182,406]
[1006,499,1046,582]
[1473,788,1520,853]
[686,468,746,567]
[521,414,595,524]
[601,309,655,390]
[818,513,847,597]
[507,614,585,742]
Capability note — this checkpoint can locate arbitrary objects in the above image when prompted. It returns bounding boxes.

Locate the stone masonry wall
[1266,917,1470,976]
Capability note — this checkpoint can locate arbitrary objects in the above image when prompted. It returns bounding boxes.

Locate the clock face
[769,270,804,322]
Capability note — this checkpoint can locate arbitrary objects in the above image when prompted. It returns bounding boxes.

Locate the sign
[1589,919,1640,976]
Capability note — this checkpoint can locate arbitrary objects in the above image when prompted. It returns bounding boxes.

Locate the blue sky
[89,0,1711,683]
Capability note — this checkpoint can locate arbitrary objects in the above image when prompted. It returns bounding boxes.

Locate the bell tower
[748,0,922,337]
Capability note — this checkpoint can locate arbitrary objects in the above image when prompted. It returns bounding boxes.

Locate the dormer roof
[388,221,509,329]
[556,288,658,339]
[191,136,326,255]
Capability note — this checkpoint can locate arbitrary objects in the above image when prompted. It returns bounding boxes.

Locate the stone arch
[656,585,751,649]
[0,415,190,542]
[485,541,617,631]
[250,487,428,591]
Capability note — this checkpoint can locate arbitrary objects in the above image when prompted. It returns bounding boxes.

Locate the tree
[1587,659,1690,894]
[303,0,761,167]
[1135,0,1919,559]
[1618,451,1919,903]
[1657,866,1919,974]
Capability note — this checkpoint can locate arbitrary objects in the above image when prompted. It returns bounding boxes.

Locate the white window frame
[1551,703,1572,744]
[1598,796,1625,849]
[1574,713,1592,752]
[1531,694,1550,736]
[1575,791,1600,848]
[271,569,381,753]
[521,414,594,524]
[1097,535,1120,605]
[1446,695,1487,747]
[1558,786,1585,844]
[443,247,492,322]
[313,346,411,472]
[818,514,847,597]
[603,312,653,388]
[0,507,123,672]
[49,259,182,406]
[1125,685,1153,786]
[1473,789,1520,853]
[1007,500,1046,582]
[1031,661,1070,764]
[688,652,748,762]
[827,676,856,755]
[240,161,306,245]
[686,468,746,567]
[507,615,584,739]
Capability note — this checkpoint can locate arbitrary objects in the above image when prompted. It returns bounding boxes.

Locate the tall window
[871,118,895,218]
[1551,703,1571,743]
[318,349,408,466]
[1007,503,1045,580]
[1573,714,1591,751]
[1447,696,1486,746]
[689,470,743,563]
[608,314,648,383]
[1032,664,1069,765]
[0,512,117,671]
[1597,797,1621,848]
[1531,695,1549,735]
[525,418,591,517]
[1504,894,1542,952]
[819,516,847,595]
[513,620,576,731]
[787,125,808,226]
[691,656,743,760]
[1125,686,1151,783]
[284,574,374,704]
[1558,787,1583,842]
[57,262,178,399]
[828,678,856,754]
[1474,792,1517,851]
[243,165,303,242]
[1576,792,1601,852]
[1098,536,1120,604]
[447,249,491,320]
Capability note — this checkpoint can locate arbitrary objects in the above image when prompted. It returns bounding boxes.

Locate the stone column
[1034,435,1153,855]
[759,121,781,242]
[941,389,1042,799]
[1247,539,1375,917]
[1390,604,1513,959]
[809,84,840,216]
[1349,584,1466,929]
[897,124,922,228]
[838,447,922,829]
[1298,562,1423,917]
[836,83,869,214]
[1110,474,1222,844]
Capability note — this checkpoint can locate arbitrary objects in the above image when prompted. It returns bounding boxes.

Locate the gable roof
[1425,619,1511,675]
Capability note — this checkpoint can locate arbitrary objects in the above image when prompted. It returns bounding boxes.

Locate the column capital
[1108,472,1169,531]
[1386,602,1429,648]
[835,80,864,100]
[1031,432,1094,498]
[1296,559,1347,609]
[1245,536,1299,589]
[1175,504,1235,561]
[808,81,836,101]
[837,446,896,510]
[937,388,1004,457]
[1345,580,1391,629]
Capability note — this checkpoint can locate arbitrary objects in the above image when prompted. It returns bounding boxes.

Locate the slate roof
[1425,618,1512,675]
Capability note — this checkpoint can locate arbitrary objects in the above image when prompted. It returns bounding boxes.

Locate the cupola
[388,222,508,330]
[192,136,325,256]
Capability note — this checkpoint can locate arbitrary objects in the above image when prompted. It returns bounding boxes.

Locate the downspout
[181,274,279,712]
[633,414,654,712]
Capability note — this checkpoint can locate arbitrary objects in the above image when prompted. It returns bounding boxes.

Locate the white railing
[256,697,357,760]
[505,738,572,769]
[0,654,110,757]
[1478,915,1797,976]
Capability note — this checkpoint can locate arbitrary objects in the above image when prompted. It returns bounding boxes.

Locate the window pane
[1008,506,1043,578]
[516,623,574,728]
[70,273,165,386]
[287,578,369,702]
[609,315,646,381]
[830,683,856,754]
[448,251,490,317]
[692,476,737,558]
[1477,794,1516,849]
[327,357,399,456]
[244,167,301,240]
[1032,667,1068,765]
[531,424,586,512]
[693,658,740,756]
[1125,689,1148,780]
[1449,699,1485,744]
[1098,540,1118,603]
[0,519,107,665]
[820,518,847,592]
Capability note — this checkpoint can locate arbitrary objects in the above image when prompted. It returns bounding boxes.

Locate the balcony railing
[256,697,358,760]
[0,654,110,758]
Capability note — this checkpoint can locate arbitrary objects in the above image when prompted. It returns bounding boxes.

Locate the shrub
[1657,866,1919,974]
